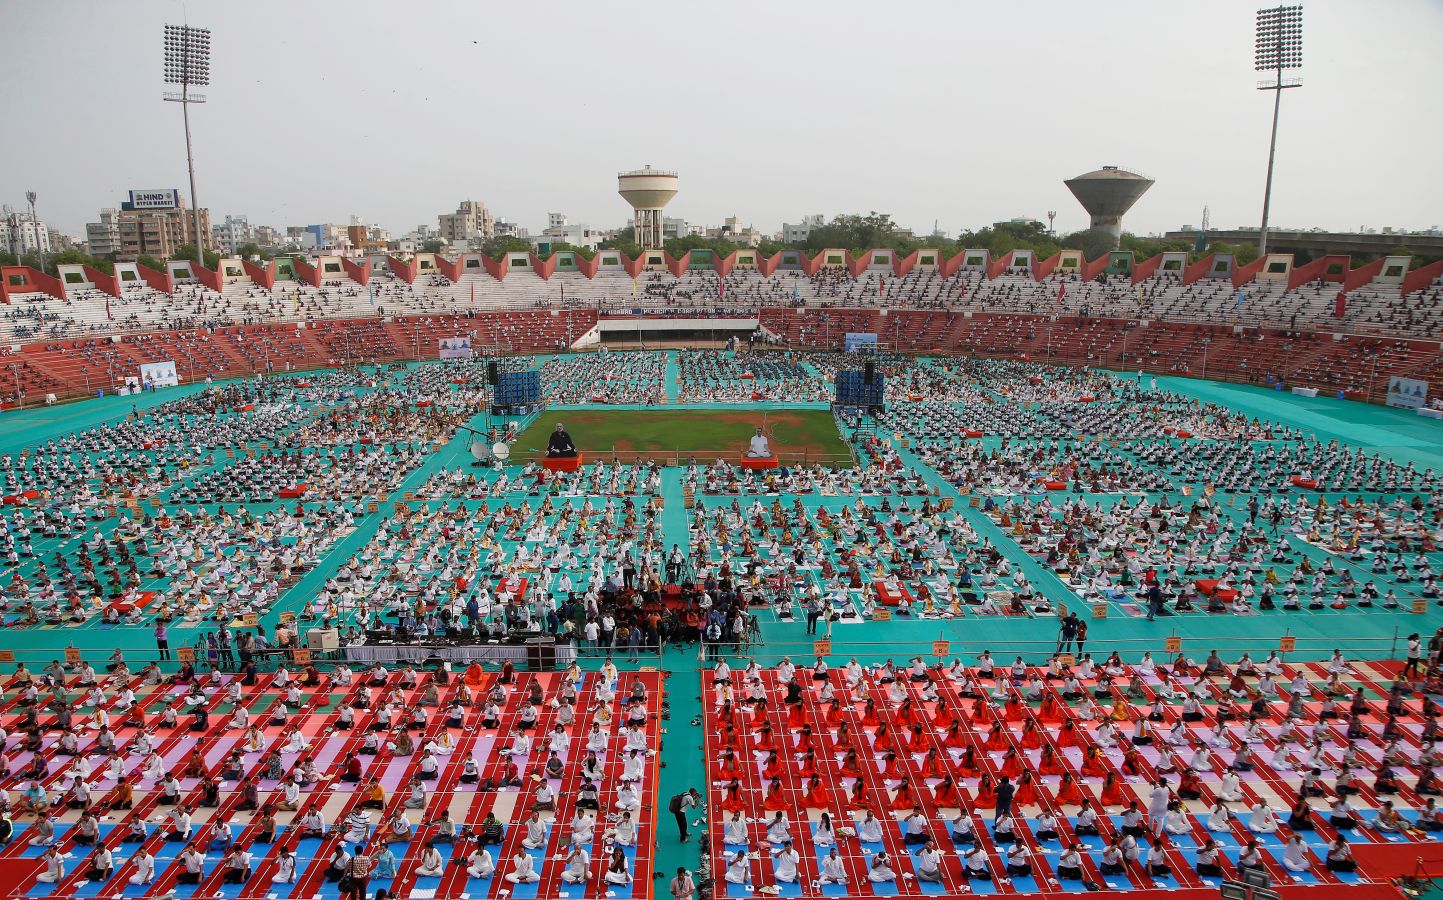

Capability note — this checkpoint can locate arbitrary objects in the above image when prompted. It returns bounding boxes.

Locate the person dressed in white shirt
[37,847,63,883]
[916,841,945,881]
[773,841,800,882]
[869,850,897,882]
[506,851,540,884]
[467,847,495,879]
[272,847,297,884]
[723,811,749,847]
[724,852,750,885]
[416,841,445,877]
[746,428,773,458]
[128,847,156,885]
[819,847,847,884]
[857,810,884,843]
[561,844,590,884]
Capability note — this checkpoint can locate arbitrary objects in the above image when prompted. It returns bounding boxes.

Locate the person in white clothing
[416,841,445,877]
[747,428,772,458]
[819,848,847,885]
[868,851,897,882]
[272,848,297,884]
[1282,835,1311,872]
[724,852,750,884]
[1249,803,1278,833]
[129,848,156,885]
[561,844,590,884]
[37,847,63,883]
[467,847,495,879]
[506,852,540,884]
[773,842,800,882]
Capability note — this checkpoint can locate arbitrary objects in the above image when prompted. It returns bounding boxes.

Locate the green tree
[597,234,642,258]
[1060,228,1118,261]
[236,242,271,261]
[479,235,534,260]
[535,241,597,260]
[420,239,447,255]
[172,244,221,270]
[136,254,165,272]
[755,237,787,257]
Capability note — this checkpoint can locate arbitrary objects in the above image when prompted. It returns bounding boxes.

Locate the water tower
[1063,165,1154,247]
[618,166,678,249]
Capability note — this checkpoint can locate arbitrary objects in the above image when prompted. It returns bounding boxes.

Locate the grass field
[514,409,850,464]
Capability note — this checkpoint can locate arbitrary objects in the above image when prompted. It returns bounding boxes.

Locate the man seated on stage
[746,427,772,458]
[547,423,577,458]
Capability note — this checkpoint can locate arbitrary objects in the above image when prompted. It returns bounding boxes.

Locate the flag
[560,282,565,301]
[369,284,376,306]
[1235,290,1247,308]
[1136,285,1145,303]
[105,297,112,321]
[1334,290,1346,318]
[631,276,637,296]
[792,281,799,300]
[469,283,474,304]
[1057,283,1067,301]
[718,278,725,299]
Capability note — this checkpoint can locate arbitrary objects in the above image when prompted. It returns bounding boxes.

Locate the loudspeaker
[486,362,499,385]
[864,360,875,384]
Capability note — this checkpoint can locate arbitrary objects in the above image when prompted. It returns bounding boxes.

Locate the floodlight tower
[617,166,678,249]
[1063,166,1154,249]
[163,24,211,260]
[1255,5,1303,257]
[25,192,41,274]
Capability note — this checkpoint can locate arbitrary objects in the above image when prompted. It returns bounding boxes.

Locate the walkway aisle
[664,350,680,403]
[651,468,710,889]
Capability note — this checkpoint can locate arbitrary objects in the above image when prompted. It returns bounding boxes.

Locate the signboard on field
[813,639,832,657]
[844,332,878,353]
[139,360,180,389]
[64,647,82,664]
[1387,376,1428,410]
[1165,636,1182,653]
[0,650,15,663]
[438,336,474,360]
[176,647,196,663]
[1279,636,1297,652]
[292,648,312,665]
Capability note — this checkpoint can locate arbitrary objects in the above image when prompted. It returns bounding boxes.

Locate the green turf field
[514,408,850,464]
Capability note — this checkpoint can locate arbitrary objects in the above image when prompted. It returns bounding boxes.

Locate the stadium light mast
[25,191,42,274]
[1254,5,1303,257]
[163,24,211,264]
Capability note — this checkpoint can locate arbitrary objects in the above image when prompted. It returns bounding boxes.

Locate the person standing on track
[669,788,702,842]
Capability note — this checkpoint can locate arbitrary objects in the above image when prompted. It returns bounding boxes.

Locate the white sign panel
[139,360,180,389]
[438,337,474,360]
[129,189,180,210]
[1387,376,1429,410]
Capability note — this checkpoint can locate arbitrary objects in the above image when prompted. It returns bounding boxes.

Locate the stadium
[2,4,1443,900]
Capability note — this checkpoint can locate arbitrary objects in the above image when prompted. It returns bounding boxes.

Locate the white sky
[5,0,1441,240]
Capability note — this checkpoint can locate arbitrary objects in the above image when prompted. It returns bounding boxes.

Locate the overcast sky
[6,0,1441,240]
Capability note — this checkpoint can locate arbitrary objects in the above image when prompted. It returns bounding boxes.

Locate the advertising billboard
[128,189,180,210]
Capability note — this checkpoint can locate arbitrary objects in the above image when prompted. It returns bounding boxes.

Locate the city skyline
[4,0,1441,240]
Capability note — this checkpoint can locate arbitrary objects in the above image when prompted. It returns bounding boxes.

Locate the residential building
[437,199,494,243]
[85,209,121,258]
[706,216,763,247]
[494,219,529,239]
[212,215,253,255]
[781,214,825,244]
[115,193,211,261]
[1,208,52,258]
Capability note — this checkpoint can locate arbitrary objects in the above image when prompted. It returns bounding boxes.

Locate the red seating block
[739,455,778,470]
[279,484,309,499]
